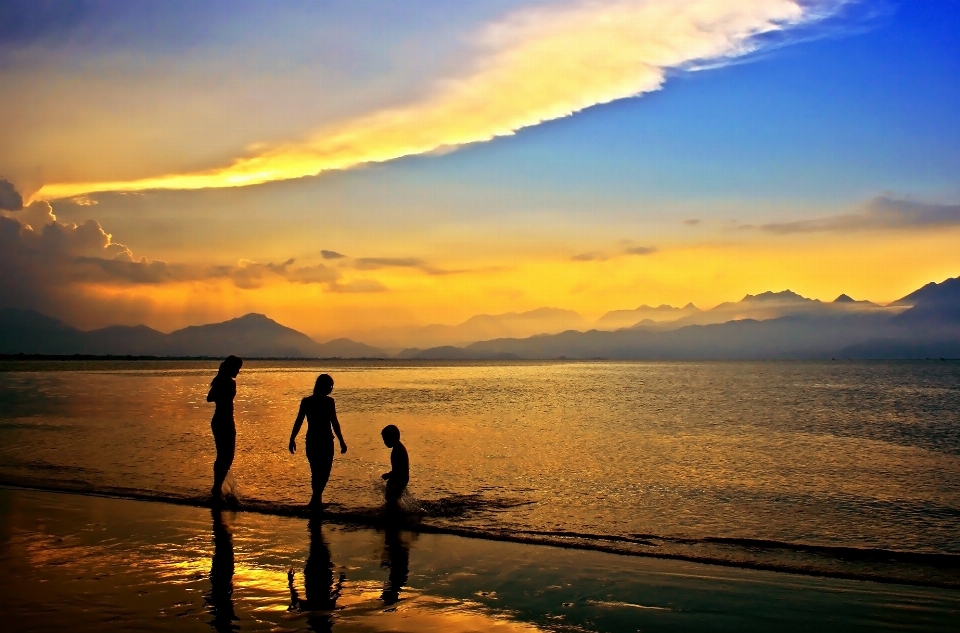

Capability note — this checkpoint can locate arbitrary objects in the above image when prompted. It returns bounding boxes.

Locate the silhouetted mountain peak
[233,313,272,323]
[832,294,878,307]
[0,307,74,330]
[892,276,960,326]
[741,290,810,303]
[893,276,960,307]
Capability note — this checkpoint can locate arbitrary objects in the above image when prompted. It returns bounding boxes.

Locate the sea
[1,359,958,588]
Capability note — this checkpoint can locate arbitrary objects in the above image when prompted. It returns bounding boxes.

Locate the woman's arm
[330,402,347,454]
[289,401,306,454]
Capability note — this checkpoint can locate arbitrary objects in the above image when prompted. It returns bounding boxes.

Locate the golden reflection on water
[2,361,959,557]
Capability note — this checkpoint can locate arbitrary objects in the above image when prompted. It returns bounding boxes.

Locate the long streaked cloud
[32,0,840,200]
[759,197,960,234]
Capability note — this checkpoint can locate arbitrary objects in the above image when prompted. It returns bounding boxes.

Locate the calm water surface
[1,360,958,585]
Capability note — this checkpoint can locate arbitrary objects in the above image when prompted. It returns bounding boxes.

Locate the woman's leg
[212,429,236,497]
[306,437,334,508]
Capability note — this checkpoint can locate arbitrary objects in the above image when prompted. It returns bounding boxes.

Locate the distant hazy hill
[0,309,97,355]
[594,303,701,330]
[657,290,889,330]
[366,307,590,349]
[402,277,960,360]
[163,314,327,357]
[593,291,888,333]
[313,338,389,359]
[0,310,387,358]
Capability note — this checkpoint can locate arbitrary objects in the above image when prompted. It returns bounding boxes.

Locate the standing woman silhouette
[207,355,243,503]
[289,374,347,510]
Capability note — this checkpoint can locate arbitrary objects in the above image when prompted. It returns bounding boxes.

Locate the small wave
[586,600,670,611]
[663,535,960,568]
[2,479,959,589]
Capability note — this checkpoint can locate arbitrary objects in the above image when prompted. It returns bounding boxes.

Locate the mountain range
[400,277,960,360]
[1,276,958,359]
[0,312,387,358]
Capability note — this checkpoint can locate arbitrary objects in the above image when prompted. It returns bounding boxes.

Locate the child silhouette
[380,425,409,509]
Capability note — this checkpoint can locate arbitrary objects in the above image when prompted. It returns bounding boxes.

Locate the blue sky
[393,0,960,205]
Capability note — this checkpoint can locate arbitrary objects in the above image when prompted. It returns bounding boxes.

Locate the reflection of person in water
[381,525,410,605]
[380,425,409,510]
[206,509,238,632]
[207,355,243,503]
[288,518,343,632]
[289,374,347,510]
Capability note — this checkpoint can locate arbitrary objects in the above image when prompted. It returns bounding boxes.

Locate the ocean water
[1,360,958,587]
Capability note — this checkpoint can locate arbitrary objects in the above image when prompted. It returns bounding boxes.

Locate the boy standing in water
[380,425,409,509]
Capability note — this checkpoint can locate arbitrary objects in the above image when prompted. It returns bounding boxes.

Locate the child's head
[219,355,243,377]
[313,373,334,396]
[381,424,400,447]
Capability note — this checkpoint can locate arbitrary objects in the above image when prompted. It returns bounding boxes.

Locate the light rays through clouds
[33,0,843,200]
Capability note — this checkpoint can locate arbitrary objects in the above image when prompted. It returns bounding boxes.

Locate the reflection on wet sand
[3,488,956,633]
[283,517,546,632]
[381,524,410,606]
[206,509,239,632]
[289,518,344,632]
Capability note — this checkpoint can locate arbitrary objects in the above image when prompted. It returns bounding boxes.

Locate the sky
[1,0,959,342]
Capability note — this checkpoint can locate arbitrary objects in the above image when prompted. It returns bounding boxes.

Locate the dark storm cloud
[571,252,606,262]
[0,209,355,317]
[624,246,656,256]
[320,249,347,259]
[73,256,179,284]
[0,179,23,210]
[759,197,960,234]
[0,213,137,310]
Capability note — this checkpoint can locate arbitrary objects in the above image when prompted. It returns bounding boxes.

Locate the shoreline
[2,355,957,363]
[4,482,958,591]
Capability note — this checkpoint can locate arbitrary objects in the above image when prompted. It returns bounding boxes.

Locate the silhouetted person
[380,425,409,510]
[206,509,239,632]
[380,525,410,606]
[208,355,242,504]
[289,374,347,510]
[288,518,343,631]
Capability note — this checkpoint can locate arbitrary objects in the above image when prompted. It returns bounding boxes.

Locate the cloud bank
[0,179,23,210]
[0,184,389,319]
[33,0,839,200]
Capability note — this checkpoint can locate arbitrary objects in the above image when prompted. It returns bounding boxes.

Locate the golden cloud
[33,0,820,200]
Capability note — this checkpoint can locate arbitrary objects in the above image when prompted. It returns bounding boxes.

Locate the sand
[0,486,957,632]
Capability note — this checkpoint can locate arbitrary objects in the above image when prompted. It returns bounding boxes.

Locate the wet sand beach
[1,487,957,632]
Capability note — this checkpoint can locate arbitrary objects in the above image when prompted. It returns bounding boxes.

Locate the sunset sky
[2,0,959,342]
